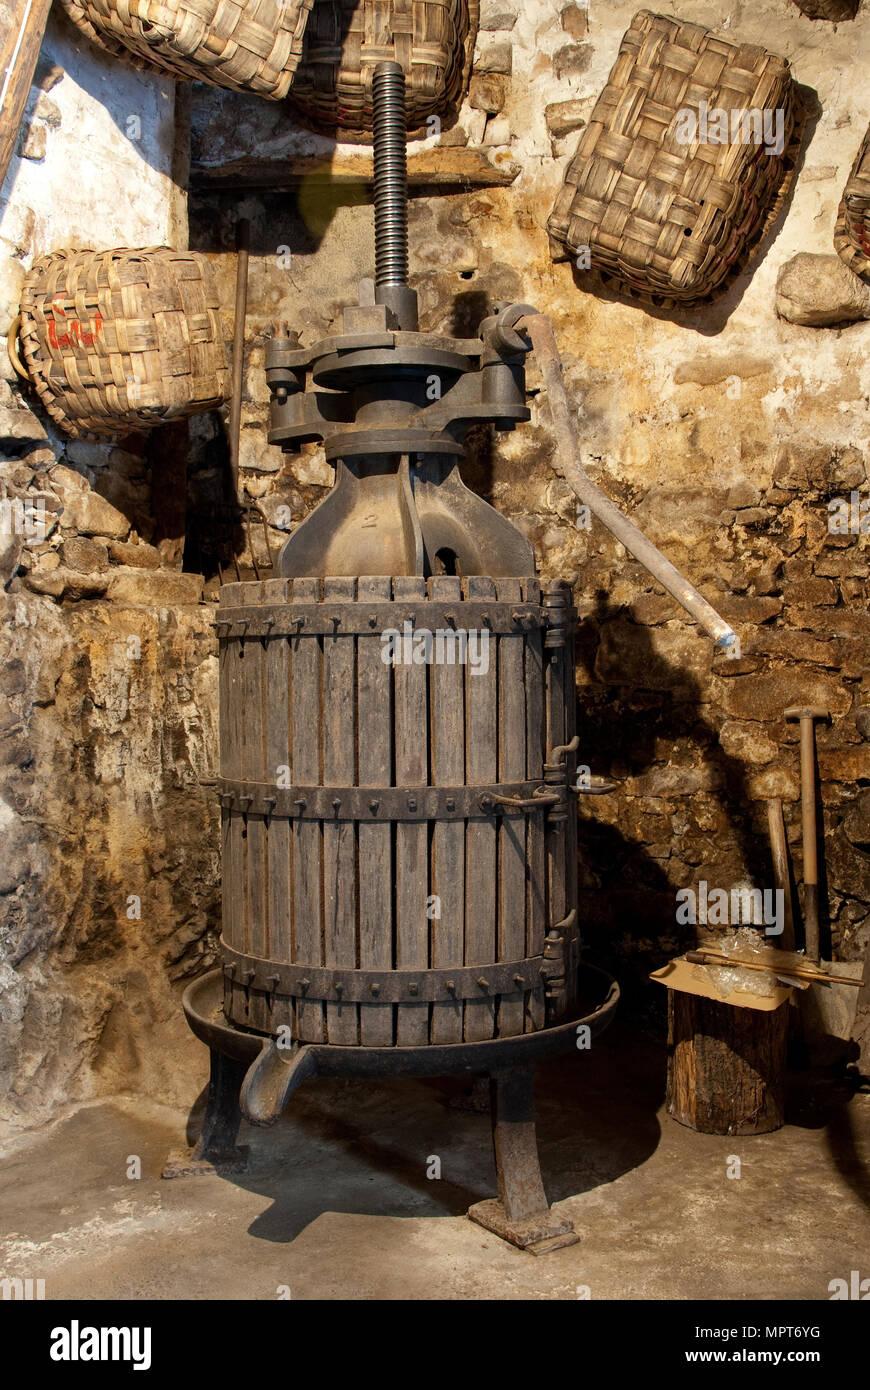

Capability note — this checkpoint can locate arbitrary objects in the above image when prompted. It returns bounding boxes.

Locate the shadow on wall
[570,591,816,998]
[30,7,178,180]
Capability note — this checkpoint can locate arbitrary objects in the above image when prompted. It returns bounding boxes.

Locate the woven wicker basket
[288,0,478,141]
[17,248,230,440]
[59,0,314,99]
[548,10,799,305]
[834,124,870,285]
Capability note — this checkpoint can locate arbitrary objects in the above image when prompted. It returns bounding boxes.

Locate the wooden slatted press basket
[16,247,229,439]
[548,9,800,305]
[287,0,478,140]
[59,0,314,99]
[216,575,580,1047]
[834,123,870,285]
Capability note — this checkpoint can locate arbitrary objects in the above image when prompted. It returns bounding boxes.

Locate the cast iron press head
[265,61,540,580]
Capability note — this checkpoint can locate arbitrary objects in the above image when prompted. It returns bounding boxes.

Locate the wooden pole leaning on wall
[228,217,250,507]
[767,797,796,952]
[0,0,54,191]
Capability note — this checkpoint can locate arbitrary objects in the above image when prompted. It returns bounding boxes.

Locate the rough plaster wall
[0,0,869,1128]
[0,11,178,250]
[0,13,213,1128]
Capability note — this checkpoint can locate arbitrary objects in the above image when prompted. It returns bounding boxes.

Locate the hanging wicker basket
[287,0,478,141]
[548,10,800,306]
[59,0,314,100]
[14,247,230,440]
[834,124,870,285]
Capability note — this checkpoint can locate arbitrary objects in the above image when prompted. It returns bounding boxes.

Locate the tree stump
[667,990,788,1135]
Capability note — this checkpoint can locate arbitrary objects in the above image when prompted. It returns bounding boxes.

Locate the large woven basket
[287,0,478,141]
[59,0,314,99]
[548,10,799,305]
[17,248,230,440]
[834,124,870,285]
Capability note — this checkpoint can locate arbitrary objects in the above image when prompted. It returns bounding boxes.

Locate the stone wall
[1,0,869,1126]
[0,10,215,1127]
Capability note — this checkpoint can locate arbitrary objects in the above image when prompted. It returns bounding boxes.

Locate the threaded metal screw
[372,60,409,289]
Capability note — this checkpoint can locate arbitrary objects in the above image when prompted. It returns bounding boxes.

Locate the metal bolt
[369,799,380,814]
[446,796,455,812]
[445,980,456,993]
[242,968,255,986]
[299,977,310,991]
[266,974,280,992]
[408,982,419,996]
[408,796,417,812]
[334,980,344,996]
[370,982,381,996]
[368,613,378,627]
[332,798,341,814]
[294,798,307,811]
[513,974,525,987]
[477,977,489,990]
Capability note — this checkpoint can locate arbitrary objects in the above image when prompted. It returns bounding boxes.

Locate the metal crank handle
[502,308,738,651]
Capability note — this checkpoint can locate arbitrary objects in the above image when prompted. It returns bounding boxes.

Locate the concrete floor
[1,1024,868,1300]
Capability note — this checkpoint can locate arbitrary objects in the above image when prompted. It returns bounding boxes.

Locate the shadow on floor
[183,1019,665,1245]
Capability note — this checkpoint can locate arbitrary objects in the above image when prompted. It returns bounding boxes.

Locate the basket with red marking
[15,247,229,439]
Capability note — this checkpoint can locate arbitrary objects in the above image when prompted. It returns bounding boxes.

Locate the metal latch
[479,787,561,812]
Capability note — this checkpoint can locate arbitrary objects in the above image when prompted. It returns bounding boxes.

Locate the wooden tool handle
[0,0,55,192]
[687,949,863,988]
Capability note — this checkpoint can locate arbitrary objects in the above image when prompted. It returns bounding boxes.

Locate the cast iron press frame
[183,967,619,1253]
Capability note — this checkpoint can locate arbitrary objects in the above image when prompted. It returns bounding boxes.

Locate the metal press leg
[467,1064,579,1254]
[191,1048,248,1162]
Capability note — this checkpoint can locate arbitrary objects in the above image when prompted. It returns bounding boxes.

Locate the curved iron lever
[479,787,561,812]
[549,735,580,765]
[574,777,618,796]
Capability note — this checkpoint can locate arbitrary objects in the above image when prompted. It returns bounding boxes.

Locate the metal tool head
[784,707,830,722]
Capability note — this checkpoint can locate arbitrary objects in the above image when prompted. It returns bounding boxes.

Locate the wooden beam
[191,147,521,192]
